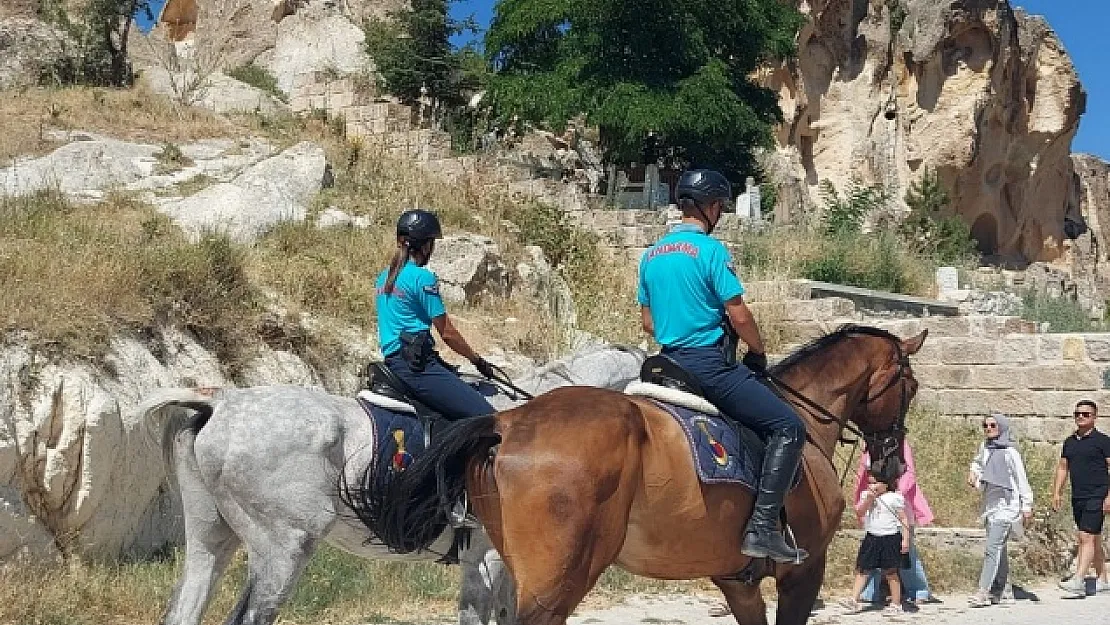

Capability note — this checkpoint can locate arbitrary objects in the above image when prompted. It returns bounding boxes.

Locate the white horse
[140,345,645,625]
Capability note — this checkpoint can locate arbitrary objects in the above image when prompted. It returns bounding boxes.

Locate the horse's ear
[901,329,928,355]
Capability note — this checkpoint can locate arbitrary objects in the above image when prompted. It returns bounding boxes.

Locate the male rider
[637,169,808,564]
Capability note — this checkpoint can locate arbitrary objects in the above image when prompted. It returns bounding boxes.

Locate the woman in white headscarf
[966,413,1035,607]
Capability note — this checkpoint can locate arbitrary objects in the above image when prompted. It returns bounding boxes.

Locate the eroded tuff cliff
[1072,154,1110,270]
[766,0,1086,263]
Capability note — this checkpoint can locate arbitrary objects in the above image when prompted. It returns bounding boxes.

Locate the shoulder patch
[422,281,441,296]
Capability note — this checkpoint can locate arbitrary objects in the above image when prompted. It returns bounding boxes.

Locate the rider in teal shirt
[636,223,745,348]
[638,169,807,564]
[376,209,496,419]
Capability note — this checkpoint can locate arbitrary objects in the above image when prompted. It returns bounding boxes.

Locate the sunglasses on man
[1074,411,1096,418]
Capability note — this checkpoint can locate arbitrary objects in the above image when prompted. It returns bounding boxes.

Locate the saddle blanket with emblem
[356,397,427,480]
[649,399,765,490]
[647,399,804,492]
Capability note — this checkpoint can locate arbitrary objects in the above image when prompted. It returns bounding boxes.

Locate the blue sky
[449,0,1108,159]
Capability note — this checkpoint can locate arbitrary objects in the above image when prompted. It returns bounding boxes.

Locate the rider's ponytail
[383,243,411,295]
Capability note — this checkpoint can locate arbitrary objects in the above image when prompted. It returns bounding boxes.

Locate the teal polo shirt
[637,223,745,348]
[376,261,447,356]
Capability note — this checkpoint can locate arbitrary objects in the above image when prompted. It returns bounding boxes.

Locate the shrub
[1020,291,1107,333]
[819,178,888,236]
[900,167,978,266]
[797,230,926,294]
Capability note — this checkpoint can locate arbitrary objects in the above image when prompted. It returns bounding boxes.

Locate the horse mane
[769,324,900,375]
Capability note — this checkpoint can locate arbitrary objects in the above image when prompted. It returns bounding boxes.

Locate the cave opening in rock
[970,212,999,256]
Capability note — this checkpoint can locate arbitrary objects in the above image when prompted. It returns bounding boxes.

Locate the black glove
[472,357,497,380]
[742,350,768,376]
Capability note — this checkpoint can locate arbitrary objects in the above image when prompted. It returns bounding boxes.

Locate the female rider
[376,209,496,419]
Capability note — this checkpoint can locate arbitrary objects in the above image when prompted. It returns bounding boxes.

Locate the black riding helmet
[675,169,731,233]
[396,209,443,244]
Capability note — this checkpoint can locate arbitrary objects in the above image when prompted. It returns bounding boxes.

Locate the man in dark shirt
[1052,400,1110,597]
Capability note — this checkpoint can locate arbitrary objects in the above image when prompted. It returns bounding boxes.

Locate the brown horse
[346,325,928,625]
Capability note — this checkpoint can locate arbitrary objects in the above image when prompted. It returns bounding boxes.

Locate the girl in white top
[843,471,912,615]
[966,413,1034,607]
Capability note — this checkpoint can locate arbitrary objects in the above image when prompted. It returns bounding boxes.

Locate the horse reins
[485,363,535,400]
[761,336,914,482]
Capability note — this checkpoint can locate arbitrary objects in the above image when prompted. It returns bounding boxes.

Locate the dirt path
[564,586,1110,625]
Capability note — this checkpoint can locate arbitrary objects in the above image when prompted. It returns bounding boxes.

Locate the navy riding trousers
[663,346,804,437]
[384,354,495,420]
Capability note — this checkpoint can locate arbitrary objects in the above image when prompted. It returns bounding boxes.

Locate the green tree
[364,0,485,108]
[900,167,978,265]
[483,0,803,177]
[40,0,148,86]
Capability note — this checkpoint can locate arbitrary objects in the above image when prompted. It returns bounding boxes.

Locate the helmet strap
[693,200,720,235]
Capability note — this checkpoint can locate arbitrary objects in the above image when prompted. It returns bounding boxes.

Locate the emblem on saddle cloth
[355,397,427,478]
[625,382,802,491]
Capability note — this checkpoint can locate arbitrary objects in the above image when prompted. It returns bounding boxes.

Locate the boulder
[1,138,161,199]
[0,18,74,90]
[766,0,1085,262]
[427,235,511,303]
[0,135,278,200]
[316,206,371,229]
[158,141,327,242]
[0,331,226,561]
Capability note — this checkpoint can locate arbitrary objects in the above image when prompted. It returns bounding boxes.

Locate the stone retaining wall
[909,333,1110,442]
[287,72,452,161]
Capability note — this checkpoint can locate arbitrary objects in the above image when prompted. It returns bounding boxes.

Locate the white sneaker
[1059,577,1086,598]
[1096,579,1110,594]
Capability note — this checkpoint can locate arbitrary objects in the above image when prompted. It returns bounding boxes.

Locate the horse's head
[850,328,928,475]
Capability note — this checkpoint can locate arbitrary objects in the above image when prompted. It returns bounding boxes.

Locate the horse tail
[341,414,500,555]
[137,388,219,482]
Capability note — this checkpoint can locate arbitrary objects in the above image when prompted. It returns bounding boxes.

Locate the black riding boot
[741,428,809,563]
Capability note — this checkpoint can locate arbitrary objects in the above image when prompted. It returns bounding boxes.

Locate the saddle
[627,354,800,491]
[357,361,480,554]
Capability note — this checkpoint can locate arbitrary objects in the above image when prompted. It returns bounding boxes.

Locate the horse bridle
[764,335,913,463]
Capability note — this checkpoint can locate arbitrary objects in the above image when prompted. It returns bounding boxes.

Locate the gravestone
[936,266,960,296]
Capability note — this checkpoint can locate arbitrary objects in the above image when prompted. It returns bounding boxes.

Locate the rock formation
[0,18,74,90]
[137,0,396,94]
[1072,154,1110,271]
[765,0,1086,263]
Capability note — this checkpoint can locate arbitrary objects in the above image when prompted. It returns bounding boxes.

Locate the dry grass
[0,84,237,166]
[0,547,461,625]
[0,191,261,366]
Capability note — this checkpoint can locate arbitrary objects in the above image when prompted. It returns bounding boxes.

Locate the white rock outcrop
[766,0,1085,263]
[0,323,382,561]
[0,134,278,200]
[158,141,327,242]
[262,4,369,96]
[0,330,226,560]
[1,138,162,198]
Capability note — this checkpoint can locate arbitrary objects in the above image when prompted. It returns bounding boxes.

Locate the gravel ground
[564,583,1110,625]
